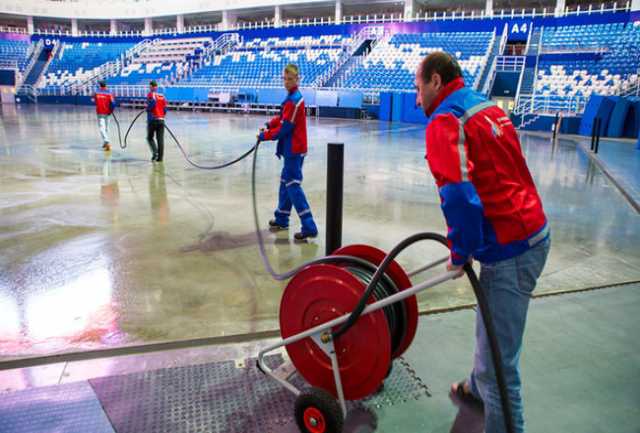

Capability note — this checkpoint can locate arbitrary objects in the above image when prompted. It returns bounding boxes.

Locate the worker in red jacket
[415,52,550,433]
[94,80,115,151]
[147,80,167,162]
[258,64,318,241]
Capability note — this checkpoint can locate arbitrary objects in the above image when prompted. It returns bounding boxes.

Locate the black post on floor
[590,118,597,151]
[326,142,344,256]
[552,112,560,141]
[594,117,602,154]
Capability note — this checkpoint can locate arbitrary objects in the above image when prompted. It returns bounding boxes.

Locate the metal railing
[39,84,159,98]
[498,23,509,56]
[479,23,509,95]
[0,60,18,69]
[474,29,497,90]
[22,2,633,39]
[516,26,543,109]
[37,82,387,104]
[32,29,144,38]
[127,39,155,61]
[37,80,619,117]
[73,61,122,93]
[319,26,385,88]
[540,45,611,54]
[514,93,589,115]
[19,39,44,87]
[34,40,60,88]
[0,26,28,34]
[217,33,241,51]
[180,34,240,82]
[514,67,529,105]
[481,56,499,95]
[16,84,38,102]
[21,39,59,90]
[63,39,155,95]
[523,23,533,55]
[621,81,640,97]
[495,56,526,72]
[333,55,364,89]
[197,33,239,66]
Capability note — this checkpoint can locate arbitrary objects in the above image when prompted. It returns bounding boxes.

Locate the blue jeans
[468,237,550,433]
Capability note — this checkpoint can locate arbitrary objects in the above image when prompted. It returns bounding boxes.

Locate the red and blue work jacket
[260,86,308,158]
[95,90,115,116]
[147,91,167,122]
[425,77,549,265]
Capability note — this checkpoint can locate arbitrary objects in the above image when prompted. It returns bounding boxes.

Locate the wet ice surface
[1,104,639,359]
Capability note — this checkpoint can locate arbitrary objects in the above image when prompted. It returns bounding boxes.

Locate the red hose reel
[279,244,419,400]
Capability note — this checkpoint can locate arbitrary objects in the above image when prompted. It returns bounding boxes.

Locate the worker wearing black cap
[146,80,167,162]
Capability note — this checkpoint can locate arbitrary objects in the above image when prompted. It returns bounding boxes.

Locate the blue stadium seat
[43,41,135,88]
[0,39,31,70]
[534,21,640,105]
[342,31,493,91]
[177,34,349,87]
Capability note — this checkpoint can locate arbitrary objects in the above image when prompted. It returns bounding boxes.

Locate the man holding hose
[415,51,550,433]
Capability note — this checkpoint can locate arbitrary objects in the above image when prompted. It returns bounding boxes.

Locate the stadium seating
[0,16,636,112]
[0,39,31,70]
[108,38,211,85]
[135,37,211,63]
[107,62,185,85]
[242,34,349,49]
[178,34,349,87]
[43,41,134,88]
[541,22,627,51]
[342,31,494,90]
[533,22,640,100]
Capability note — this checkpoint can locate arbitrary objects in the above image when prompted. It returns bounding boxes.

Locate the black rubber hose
[251,141,389,282]
[333,232,445,339]
[124,109,146,149]
[164,123,257,170]
[111,111,124,149]
[463,261,515,433]
[347,264,406,355]
[332,232,515,433]
[123,108,256,169]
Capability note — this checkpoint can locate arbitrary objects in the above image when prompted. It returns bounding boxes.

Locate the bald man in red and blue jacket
[258,64,318,241]
[416,52,550,433]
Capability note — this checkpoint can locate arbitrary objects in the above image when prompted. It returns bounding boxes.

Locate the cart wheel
[294,387,344,433]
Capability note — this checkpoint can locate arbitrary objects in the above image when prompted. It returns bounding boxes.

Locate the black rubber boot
[269,220,288,231]
[294,231,318,241]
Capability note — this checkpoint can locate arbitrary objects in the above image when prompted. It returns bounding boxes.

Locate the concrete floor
[577,135,640,208]
[1,104,639,360]
[1,284,638,433]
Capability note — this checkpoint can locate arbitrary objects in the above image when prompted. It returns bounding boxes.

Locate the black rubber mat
[90,355,430,433]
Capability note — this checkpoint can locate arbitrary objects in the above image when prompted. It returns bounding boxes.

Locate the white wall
[0,0,331,20]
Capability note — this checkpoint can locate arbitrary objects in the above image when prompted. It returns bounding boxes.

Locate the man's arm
[260,101,295,141]
[426,114,484,266]
[266,115,280,130]
[146,94,156,112]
